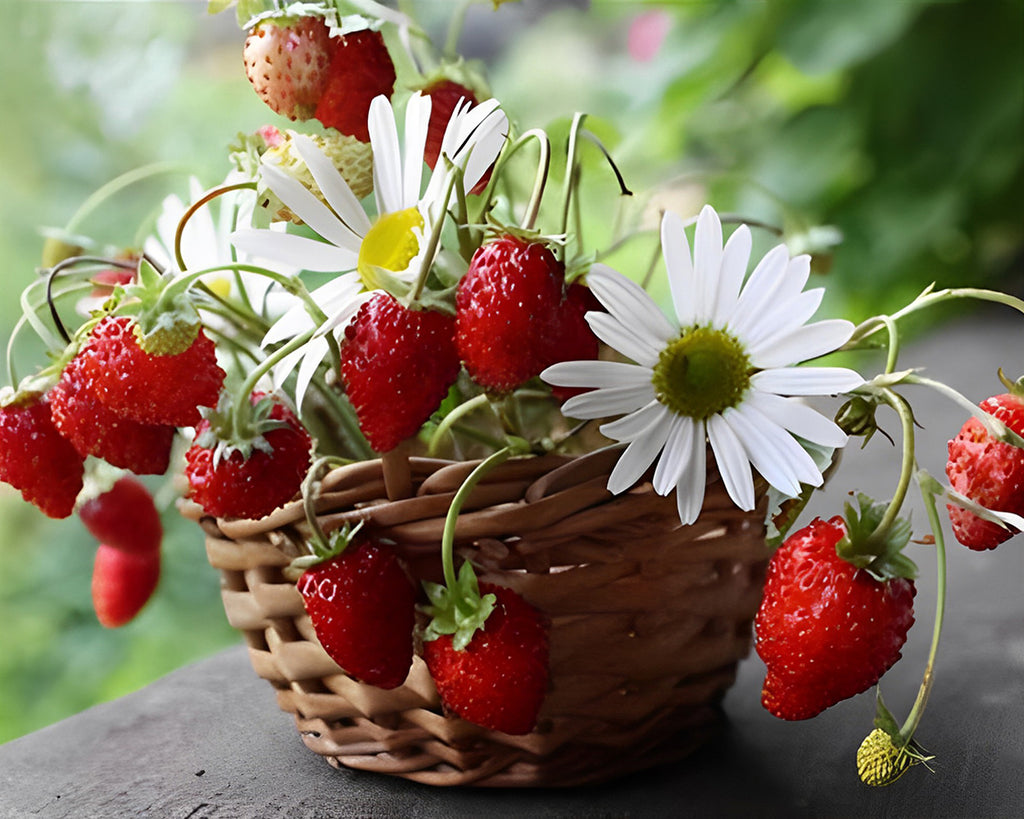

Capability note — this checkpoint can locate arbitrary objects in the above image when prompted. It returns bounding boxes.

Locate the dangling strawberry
[243,15,334,120]
[295,529,416,689]
[755,499,917,721]
[421,570,549,735]
[50,353,175,475]
[456,234,566,394]
[79,475,162,556]
[79,315,225,428]
[0,390,85,519]
[340,291,461,452]
[184,391,312,520]
[945,378,1024,550]
[91,542,161,628]
[314,28,396,142]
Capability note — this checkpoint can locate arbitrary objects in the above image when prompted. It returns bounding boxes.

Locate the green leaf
[207,0,236,15]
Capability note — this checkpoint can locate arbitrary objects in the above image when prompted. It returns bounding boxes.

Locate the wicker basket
[183,446,769,787]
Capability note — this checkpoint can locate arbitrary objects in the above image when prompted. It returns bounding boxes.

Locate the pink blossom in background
[628,9,672,62]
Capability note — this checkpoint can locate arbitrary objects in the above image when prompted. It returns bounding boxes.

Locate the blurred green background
[0,0,1020,743]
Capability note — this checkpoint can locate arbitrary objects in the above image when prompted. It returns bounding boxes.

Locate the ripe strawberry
[79,315,225,427]
[0,391,85,518]
[243,16,333,120]
[184,392,312,520]
[340,292,460,452]
[79,476,162,556]
[50,353,175,475]
[422,80,480,169]
[297,536,416,689]
[91,542,160,628]
[547,281,602,401]
[314,29,396,142]
[456,235,566,394]
[755,515,916,721]
[423,582,549,735]
[945,390,1024,550]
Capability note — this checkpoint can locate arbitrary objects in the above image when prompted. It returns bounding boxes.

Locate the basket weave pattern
[187,447,769,787]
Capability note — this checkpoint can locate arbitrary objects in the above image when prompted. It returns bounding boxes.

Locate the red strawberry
[314,29,396,142]
[456,235,566,394]
[50,353,175,475]
[79,476,162,556]
[755,515,916,721]
[79,315,225,427]
[243,16,333,120]
[547,281,602,400]
[0,392,85,518]
[422,80,480,169]
[184,393,312,520]
[945,390,1024,550]
[297,536,416,689]
[91,542,160,628]
[340,292,460,452]
[423,583,549,735]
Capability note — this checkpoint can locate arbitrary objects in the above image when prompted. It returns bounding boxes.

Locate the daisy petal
[294,336,331,410]
[541,360,653,390]
[586,312,664,369]
[261,164,362,251]
[711,224,751,326]
[746,391,849,448]
[692,204,723,322]
[292,134,372,235]
[745,287,824,353]
[708,413,756,511]
[652,414,696,495]
[262,300,315,346]
[662,210,696,326]
[725,243,789,339]
[751,366,864,396]
[561,382,656,419]
[606,408,674,494]
[599,399,664,440]
[675,422,707,525]
[230,229,358,272]
[587,264,677,346]
[723,405,817,498]
[369,95,403,214]
[402,93,431,209]
[751,319,855,368]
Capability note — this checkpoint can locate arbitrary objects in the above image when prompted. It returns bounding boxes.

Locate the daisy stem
[439,446,512,591]
[63,161,189,235]
[897,474,948,747]
[865,388,916,549]
[172,182,256,272]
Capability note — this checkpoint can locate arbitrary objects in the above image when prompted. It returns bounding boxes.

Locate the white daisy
[542,205,864,525]
[229,91,507,406]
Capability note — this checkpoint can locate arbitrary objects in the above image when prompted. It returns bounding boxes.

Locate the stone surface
[1,312,1022,817]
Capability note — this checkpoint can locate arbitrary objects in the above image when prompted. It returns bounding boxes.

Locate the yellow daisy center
[652,326,751,420]
[357,207,424,290]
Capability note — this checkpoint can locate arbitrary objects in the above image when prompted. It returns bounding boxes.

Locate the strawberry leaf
[836,493,917,581]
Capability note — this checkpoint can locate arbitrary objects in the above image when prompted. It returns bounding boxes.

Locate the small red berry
[314,29,396,142]
[79,476,162,556]
[91,542,161,628]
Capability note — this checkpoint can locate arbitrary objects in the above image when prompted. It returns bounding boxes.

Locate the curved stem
[439,446,512,590]
[64,162,189,234]
[865,388,916,549]
[904,373,1024,449]
[238,328,316,403]
[428,392,490,455]
[518,130,551,232]
[173,181,256,271]
[898,475,948,746]
[558,113,588,262]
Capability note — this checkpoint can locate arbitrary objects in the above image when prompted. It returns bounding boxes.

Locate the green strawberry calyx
[289,520,364,573]
[193,389,290,466]
[835,493,918,582]
[421,561,496,650]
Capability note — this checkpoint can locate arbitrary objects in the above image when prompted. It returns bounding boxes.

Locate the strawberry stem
[428,393,491,456]
[439,446,512,590]
[63,161,190,235]
[863,388,917,551]
[410,169,460,304]
[172,182,257,272]
[903,373,1024,450]
[892,473,949,750]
